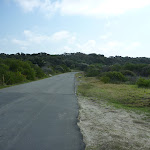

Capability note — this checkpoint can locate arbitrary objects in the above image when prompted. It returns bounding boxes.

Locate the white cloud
[97,41,142,57]
[13,0,150,17]
[13,0,60,17]
[12,38,28,46]
[125,42,141,51]
[12,30,51,46]
[40,0,60,17]
[100,32,112,40]
[76,40,98,53]
[71,40,141,56]
[107,41,123,47]
[60,0,150,17]
[12,30,75,48]
[51,31,70,41]
[14,0,41,12]
[92,40,124,56]
[23,30,51,43]
[68,36,76,44]
[105,21,111,27]
[8,28,142,56]
[63,46,72,53]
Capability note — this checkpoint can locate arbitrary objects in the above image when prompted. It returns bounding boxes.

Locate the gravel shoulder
[77,96,150,150]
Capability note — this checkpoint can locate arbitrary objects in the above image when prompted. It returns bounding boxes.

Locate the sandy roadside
[77,96,150,150]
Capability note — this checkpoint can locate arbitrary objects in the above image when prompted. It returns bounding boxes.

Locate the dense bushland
[100,71,126,83]
[136,78,150,88]
[1,52,150,71]
[84,63,150,86]
[0,58,45,85]
[0,52,150,87]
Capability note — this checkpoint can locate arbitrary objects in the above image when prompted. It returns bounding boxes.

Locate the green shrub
[0,64,9,85]
[55,65,65,73]
[77,63,88,71]
[61,65,71,72]
[0,58,46,85]
[111,64,121,71]
[5,71,26,85]
[85,65,100,77]
[121,70,136,77]
[141,65,150,77]
[101,76,110,83]
[22,68,36,80]
[34,66,45,78]
[101,71,126,83]
[136,78,150,88]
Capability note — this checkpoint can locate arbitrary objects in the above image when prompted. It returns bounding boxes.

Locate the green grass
[77,73,150,113]
[0,85,10,89]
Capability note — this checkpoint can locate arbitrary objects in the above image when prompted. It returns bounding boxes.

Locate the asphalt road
[0,72,85,150]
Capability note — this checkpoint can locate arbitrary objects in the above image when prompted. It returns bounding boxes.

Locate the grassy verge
[76,73,150,113]
[0,85,10,89]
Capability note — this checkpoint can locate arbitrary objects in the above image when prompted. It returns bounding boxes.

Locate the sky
[0,0,150,57]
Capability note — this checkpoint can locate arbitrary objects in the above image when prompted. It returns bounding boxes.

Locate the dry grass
[77,73,150,150]
[77,73,150,113]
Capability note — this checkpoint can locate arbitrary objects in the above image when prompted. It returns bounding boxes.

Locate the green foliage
[77,63,89,71]
[1,52,150,85]
[136,78,150,88]
[0,58,45,85]
[85,65,100,77]
[0,64,9,84]
[22,68,35,80]
[123,63,146,75]
[20,61,36,80]
[34,66,45,78]
[55,65,65,73]
[100,76,110,83]
[5,71,26,85]
[101,71,126,83]
[43,66,54,74]
[0,64,9,74]
[111,64,121,71]
[61,64,71,72]
[121,70,136,77]
[141,65,150,77]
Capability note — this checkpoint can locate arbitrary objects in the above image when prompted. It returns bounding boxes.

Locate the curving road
[0,72,85,150]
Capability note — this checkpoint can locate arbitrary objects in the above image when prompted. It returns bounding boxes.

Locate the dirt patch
[77,96,150,150]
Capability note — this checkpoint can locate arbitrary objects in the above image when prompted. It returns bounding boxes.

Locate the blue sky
[0,0,150,57]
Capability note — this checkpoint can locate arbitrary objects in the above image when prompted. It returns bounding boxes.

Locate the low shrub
[136,78,150,88]
[101,76,110,83]
[121,70,136,77]
[101,71,126,83]
[85,65,100,77]
[34,66,45,78]
[5,71,26,85]
[55,65,65,73]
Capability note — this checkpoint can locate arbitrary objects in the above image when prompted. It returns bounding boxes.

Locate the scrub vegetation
[1,52,150,88]
[76,73,150,150]
[0,58,46,85]
[77,73,150,112]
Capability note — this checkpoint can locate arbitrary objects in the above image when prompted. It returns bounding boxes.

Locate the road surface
[0,72,85,150]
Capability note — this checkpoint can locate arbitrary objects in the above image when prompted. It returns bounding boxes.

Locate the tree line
[0,52,150,87]
[0,58,46,85]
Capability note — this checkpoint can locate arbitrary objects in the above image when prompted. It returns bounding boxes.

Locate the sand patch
[78,96,150,150]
